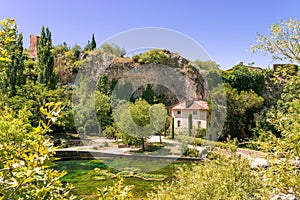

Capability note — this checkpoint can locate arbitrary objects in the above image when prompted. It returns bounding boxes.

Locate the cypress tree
[37,26,56,89]
[171,117,175,139]
[91,34,96,50]
[188,114,192,136]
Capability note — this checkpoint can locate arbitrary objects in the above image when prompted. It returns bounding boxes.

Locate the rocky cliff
[101,50,208,105]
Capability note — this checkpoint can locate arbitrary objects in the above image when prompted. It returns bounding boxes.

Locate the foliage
[193,59,220,71]
[179,136,238,152]
[188,114,192,136]
[213,83,264,140]
[141,84,155,105]
[171,117,174,139]
[54,43,83,85]
[91,34,97,50]
[252,77,300,196]
[136,49,169,64]
[147,152,266,200]
[97,177,133,200]
[0,18,15,64]
[252,18,300,64]
[250,19,300,198]
[0,103,75,199]
[37,26,57,89]
[5,81,74,132]
[221,64,265,96]
[100,43,126,57]
[103,125,117,139]
[0,18,25,96]
[114,99,167,150]
[95,90,112,129]
[195,127,206,138]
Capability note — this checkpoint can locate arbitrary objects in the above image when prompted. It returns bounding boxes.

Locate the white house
[171,100,208,130]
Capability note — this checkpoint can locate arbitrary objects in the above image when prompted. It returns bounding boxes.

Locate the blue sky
[1,0,299,69]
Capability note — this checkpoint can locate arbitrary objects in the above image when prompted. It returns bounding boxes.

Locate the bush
[195,128,206,138]
[132,54,140,62]
[137,49,169,64]
[103,125,117,139]
[0,103,75,199]
[147,152,267,199]
[97,177,133,200]
[183,148,199,158]
[122,133,142,146]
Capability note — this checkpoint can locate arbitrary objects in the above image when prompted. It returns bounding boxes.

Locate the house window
[177,120,181,127]
[193,110,197,115]
[177,110,181,114]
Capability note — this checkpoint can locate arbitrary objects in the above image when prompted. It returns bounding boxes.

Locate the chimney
[29,34,39,59]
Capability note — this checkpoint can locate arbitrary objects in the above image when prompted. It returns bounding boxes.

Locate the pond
[52,158,196,200]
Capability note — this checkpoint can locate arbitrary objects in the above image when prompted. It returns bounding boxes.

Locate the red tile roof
[172,100,208,110]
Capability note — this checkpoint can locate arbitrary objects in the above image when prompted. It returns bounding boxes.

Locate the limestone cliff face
[101,51,208,104]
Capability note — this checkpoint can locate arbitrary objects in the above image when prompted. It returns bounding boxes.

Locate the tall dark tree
[188,114,192,136]
[91,34,96,50]
[142,84,155,104]
[37,26,56,89]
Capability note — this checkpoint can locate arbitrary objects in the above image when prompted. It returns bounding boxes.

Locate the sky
[1,0,300,69]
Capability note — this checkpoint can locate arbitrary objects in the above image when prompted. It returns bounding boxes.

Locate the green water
[52,158,194,200]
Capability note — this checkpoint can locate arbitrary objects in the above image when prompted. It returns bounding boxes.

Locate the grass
[52,158,195,200]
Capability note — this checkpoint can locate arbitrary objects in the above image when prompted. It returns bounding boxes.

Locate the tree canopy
[252,18,300,64]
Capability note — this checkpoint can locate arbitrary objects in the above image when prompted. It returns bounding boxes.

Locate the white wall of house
[171,109,207,129]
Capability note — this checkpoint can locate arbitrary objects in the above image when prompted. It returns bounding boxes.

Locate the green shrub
[147,152,267,199]
[183,148,199,158]
[195,128,206,138]
[132,54,140,62]
[103,125,117,139]
[97,177,134,200]
[137,49,169,64]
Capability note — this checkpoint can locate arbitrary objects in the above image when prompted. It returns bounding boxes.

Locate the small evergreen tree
[91,33,96,50]
[188,114,192,136]
[171,117,175,139]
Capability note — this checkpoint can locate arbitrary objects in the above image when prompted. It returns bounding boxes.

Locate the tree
[171,117,175,139]
[149,103,168,142]
[220,84,264,140]
[115,99,167,151]
[141,84,155,105]
[100,43,126,57]
[221,64,265,96]
[193,59,220,71]
[0,103,75,199]
[252,74,300,197]
[252,18,300,64]
[91,34,96,50]
[188,113,192,136]
[0,18,25,96]
[251,19,300,197]
[95,90,112,129]
[37,26,56,89]
[0,18,15,65]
